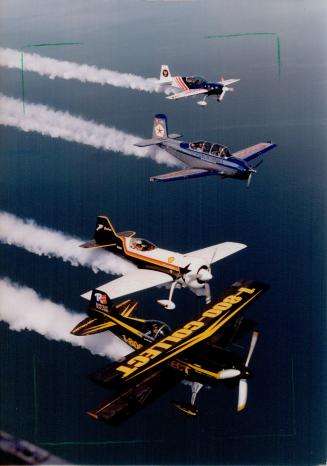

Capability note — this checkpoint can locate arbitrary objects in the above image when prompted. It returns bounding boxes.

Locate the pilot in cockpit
[144,321,171,340]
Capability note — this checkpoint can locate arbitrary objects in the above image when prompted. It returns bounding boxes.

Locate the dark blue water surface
[0,1,326,464]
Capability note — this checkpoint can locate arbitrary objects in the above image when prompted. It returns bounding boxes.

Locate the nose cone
[198,269,212,282]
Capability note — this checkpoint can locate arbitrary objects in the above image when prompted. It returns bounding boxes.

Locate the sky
[0,1,326,465]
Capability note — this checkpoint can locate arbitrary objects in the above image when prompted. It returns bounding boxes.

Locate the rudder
[152,114,168,139]
[160,65,172,83]
[94,215,118,246]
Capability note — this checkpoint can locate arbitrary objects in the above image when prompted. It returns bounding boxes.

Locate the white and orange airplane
[80,215,246,310]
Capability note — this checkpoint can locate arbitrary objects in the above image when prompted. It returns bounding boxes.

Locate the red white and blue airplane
[160,65,240,106]
[136,114,277,185]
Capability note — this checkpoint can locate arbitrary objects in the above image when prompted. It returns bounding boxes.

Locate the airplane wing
[233,142,277,162]
[87,367,182,425]
[81,269,173,301]
[150,168,220,182]
[185,242,246,265]
[218,78,240,86]
[166,88,208,100]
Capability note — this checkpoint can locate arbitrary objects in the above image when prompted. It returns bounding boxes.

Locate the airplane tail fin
[71,289,139,336]
[134,114,169,147]
[160,65,173,83]
[80,215,118,249]
[94,215,118,246]
[71,289,114,336]
[152,114,168,139]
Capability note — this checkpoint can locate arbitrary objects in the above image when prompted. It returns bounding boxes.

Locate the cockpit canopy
[141,320,171,340]
[130,237,156,252]
[190,141,232,158]
[185,76,206,85]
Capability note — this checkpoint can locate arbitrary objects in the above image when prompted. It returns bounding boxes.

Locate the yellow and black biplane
[71,280,268,425]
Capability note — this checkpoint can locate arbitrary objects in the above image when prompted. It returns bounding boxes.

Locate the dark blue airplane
[160,65,240,106]
[136,114,277,186]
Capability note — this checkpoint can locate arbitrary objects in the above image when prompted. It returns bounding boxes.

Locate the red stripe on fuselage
[176,76,189,91]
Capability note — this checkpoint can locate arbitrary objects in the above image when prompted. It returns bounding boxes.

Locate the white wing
[185,242,246,265]
[81,269,173,301]
[218,78,240,86]
[166,88,208,100]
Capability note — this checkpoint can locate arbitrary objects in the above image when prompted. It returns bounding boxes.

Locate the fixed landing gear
[197,95,208,107]
[173,382,203,417]
[157,280,179,310]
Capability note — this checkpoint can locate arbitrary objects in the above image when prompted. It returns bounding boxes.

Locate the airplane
[71,279,269,424]
[159,65,240,106]
[80,215,246,310]
[135,114,277,186]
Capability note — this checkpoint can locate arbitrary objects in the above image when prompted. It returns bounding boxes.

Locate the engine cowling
[183,258,212,290]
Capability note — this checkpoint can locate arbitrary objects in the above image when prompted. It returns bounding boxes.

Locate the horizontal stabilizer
[185,242,246,264]
[80,240,99,249]
[134,138,165,147]
[150,168,218,182]
[168,133,182,139]
[71,316,115,336]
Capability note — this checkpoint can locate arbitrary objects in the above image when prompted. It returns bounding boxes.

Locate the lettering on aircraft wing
[115,284,263,382]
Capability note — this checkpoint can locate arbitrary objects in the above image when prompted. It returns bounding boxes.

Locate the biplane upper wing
[233,142,277,162]
[91,280,268,389]
[166,88,208,100]
[81,269,173,301]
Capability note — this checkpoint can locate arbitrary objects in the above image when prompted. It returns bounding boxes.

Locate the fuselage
[173,75,223,96]
[158,139,250,179]
[105,232,210,285]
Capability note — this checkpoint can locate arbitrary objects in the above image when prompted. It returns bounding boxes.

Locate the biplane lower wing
[87,367,182,425]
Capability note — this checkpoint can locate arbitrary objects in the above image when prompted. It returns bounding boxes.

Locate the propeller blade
[203,282,211,304]
[245,331,259,367]
[217,369,241,380]
[218,89,227,102]
[237,379,248,412]
[246,172,252,188]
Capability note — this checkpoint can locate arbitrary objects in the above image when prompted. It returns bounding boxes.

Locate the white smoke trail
[0,94,179,167]
[0,278,131,360]
[0,47,167,94]
[0,211,135,275]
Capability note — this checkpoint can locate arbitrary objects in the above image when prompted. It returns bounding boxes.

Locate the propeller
[246,159,264,188]
[237,331,259,412]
